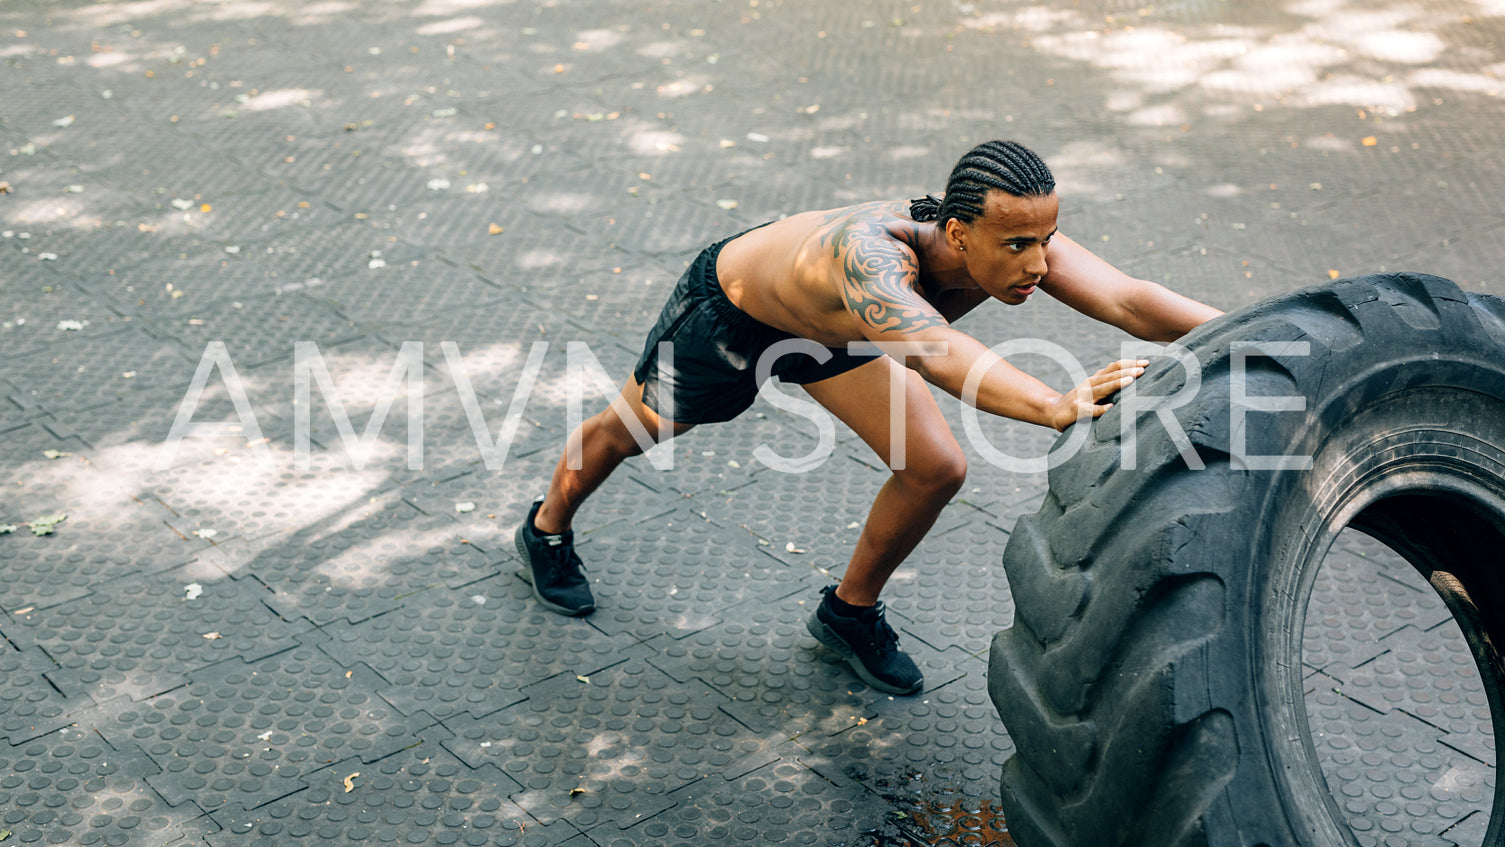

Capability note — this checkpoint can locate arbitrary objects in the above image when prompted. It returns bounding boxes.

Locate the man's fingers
[1095,358,1150,377]
[1086,370,1142,399]
[1067,360,1148,421]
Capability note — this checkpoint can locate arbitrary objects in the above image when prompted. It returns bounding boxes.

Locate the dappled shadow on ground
[2,0,1503,843]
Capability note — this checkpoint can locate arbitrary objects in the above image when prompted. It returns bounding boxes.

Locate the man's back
[714,200,967,346]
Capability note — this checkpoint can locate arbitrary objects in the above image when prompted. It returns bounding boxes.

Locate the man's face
[952,190,1059,305]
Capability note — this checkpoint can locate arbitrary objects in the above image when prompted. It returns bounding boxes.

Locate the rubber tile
[0,725,217,847]
[319,572,654,722]
[206,727,584,847]
[442,658,773,833]
[0,641,72,746]
[1307,687,1491,847]
[4,562,305,705]
[86,639,427,814]
[588,748,894,846]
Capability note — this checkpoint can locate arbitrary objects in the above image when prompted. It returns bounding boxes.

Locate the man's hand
[1046,358,1148,432]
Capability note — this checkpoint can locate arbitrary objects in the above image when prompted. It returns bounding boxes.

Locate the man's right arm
[837,231,1143,431]
[905,327,1144,431]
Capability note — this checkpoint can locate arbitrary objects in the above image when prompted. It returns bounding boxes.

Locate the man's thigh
[799,356,960,470]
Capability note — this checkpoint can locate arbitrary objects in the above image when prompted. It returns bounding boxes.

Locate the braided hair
[909,140,1055,224]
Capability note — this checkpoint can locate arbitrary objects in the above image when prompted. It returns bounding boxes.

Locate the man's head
[912,140,1059,304]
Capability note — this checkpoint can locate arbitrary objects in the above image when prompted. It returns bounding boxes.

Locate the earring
[959,245,966,252]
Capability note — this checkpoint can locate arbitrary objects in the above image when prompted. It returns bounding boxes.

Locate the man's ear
[944,218,968,252]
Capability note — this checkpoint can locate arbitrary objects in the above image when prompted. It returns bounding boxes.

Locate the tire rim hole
[1304,526,1496,844]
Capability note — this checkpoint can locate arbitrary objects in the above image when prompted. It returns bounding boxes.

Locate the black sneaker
[514,497,595,616]
[806,586,923,695]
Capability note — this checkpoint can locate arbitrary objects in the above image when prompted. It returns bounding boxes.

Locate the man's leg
[518,374,693,615]
[801,357,967,604]
[534,374,694,534]
[799,356,966,693]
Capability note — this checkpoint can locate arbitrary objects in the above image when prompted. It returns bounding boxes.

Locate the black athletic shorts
[632,226,879,425]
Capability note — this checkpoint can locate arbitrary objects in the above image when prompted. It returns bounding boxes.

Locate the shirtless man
[516,140,1221,694]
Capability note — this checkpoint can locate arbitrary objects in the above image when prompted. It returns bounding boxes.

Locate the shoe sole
[515,523,595,617]
[806,612,922,696]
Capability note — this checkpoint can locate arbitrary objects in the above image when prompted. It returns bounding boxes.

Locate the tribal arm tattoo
[834,222,950,337]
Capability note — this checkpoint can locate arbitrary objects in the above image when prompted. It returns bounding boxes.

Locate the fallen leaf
[202,632,221,639]
[193,528,217,539]
[1328,270,1341,279]
[1361,136,1378,147]
[343,772,359,793]
[42,450,71,459]
[184,583,204,600]
[488,223,504,235]
[258,730,273,741]
[576,675,590,684]
[455,501,476,513]
[569,787,587,797]
[53,115,75,128]
[171,198,193,210]
[717,199,739,210]
[27,514,66,536]
[0,525,17,535]
[0,182,10,194]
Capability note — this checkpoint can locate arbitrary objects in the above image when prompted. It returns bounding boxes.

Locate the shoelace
[539,533,586,575]
[867,616,899,656]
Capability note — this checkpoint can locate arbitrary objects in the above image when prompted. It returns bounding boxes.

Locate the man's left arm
[1039,234,1222,342]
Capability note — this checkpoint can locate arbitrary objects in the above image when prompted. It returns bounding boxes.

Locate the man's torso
[713,200,979,345]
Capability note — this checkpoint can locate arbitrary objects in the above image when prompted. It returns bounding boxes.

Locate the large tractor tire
[988,273,1505,846]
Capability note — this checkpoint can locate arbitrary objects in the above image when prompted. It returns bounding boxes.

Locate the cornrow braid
[909,140,1055,225]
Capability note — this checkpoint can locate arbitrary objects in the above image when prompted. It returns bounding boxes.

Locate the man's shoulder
[818,199,912,229]
[814,200,920,255]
